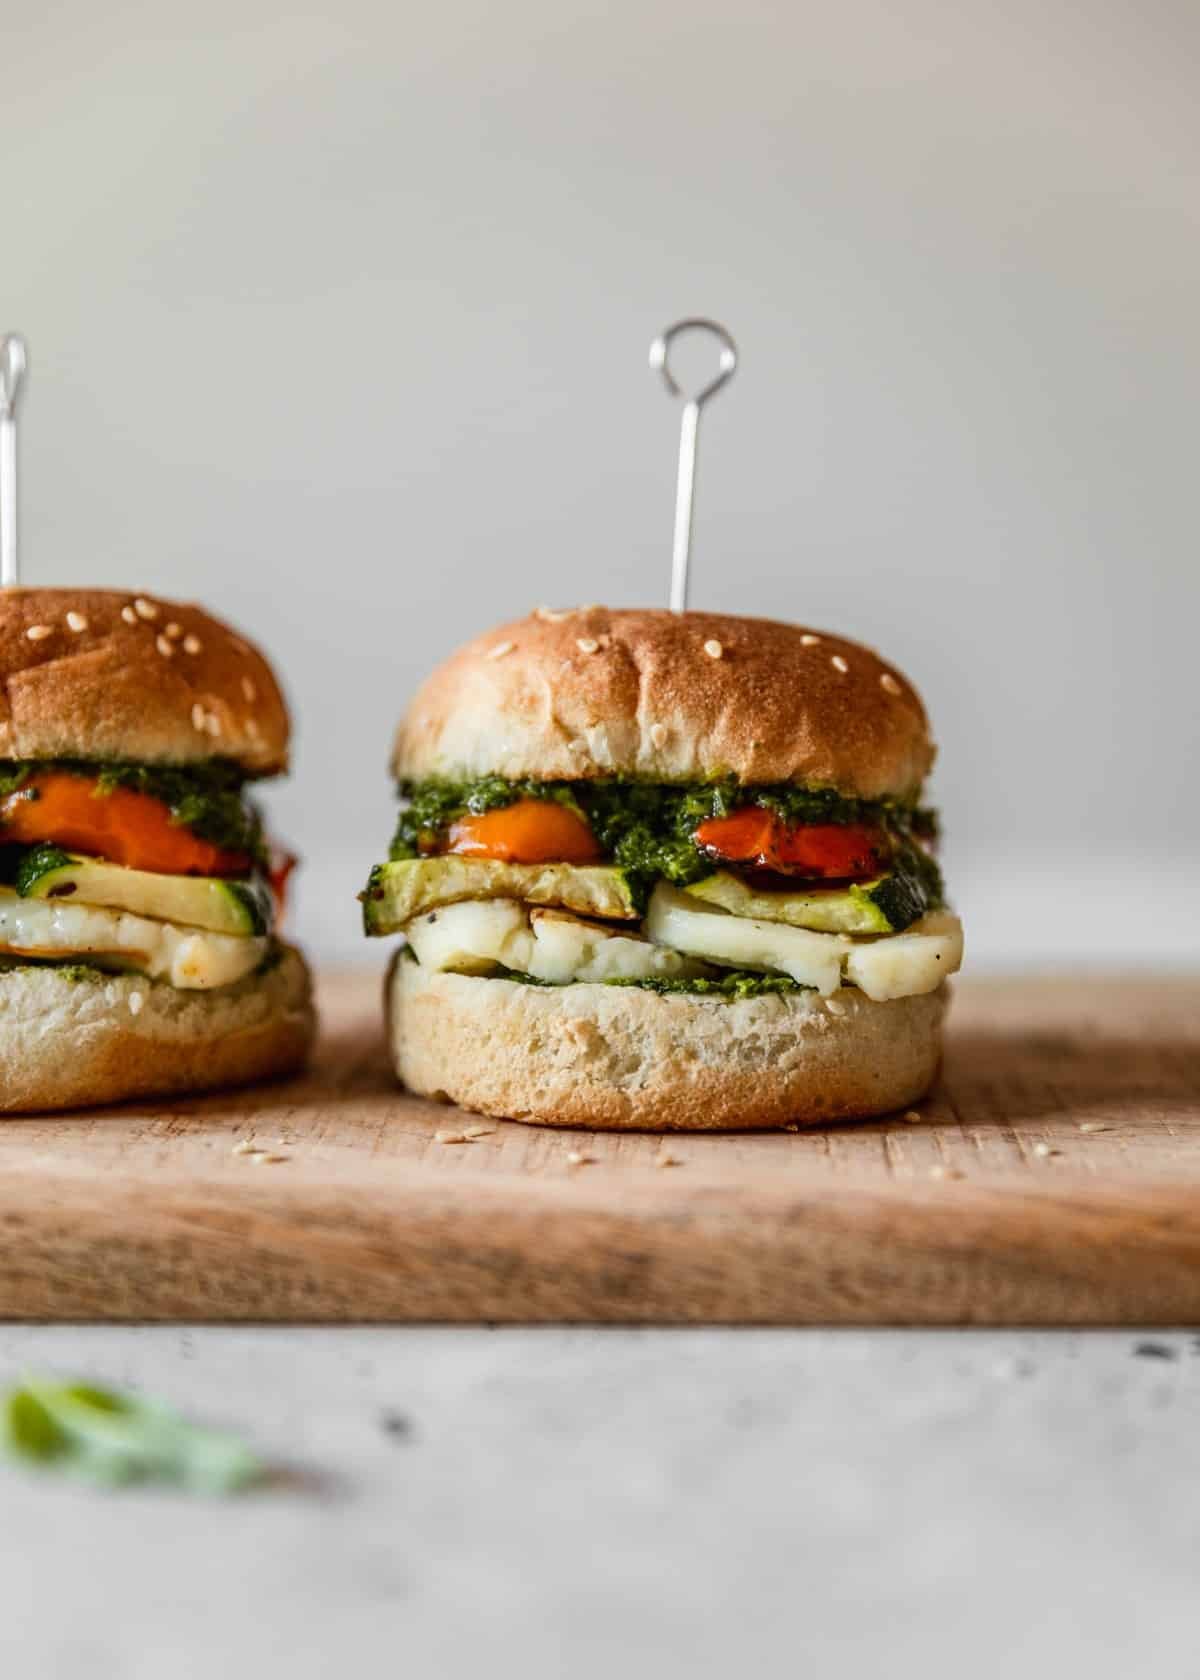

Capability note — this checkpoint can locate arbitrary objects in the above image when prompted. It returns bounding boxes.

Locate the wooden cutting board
[0,970,1197,1324]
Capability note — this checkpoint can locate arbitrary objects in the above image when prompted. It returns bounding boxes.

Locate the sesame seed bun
[0,589,288,774]
[392,607,934,798]
[0,946,313,1113]
[387,956,947,1130]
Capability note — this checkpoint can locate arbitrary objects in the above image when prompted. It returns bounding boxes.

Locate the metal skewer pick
[649,318,737,614]
[0,335,27,588]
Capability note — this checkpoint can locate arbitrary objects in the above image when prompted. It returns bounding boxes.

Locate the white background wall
[5,0,1198,966]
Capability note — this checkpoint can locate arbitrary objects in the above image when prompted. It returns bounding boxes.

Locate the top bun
[0,589,288,775]
[393,607,935,799]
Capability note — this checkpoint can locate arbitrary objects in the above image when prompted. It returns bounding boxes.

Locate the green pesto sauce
[0,956,110,983]
[0,939,284,986]
[390,774,941,904]
[0,759,264,861]
[501,966,812,999]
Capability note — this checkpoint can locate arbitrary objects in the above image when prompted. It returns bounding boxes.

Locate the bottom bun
[0,946,314,1114]
[388,957,948,1131]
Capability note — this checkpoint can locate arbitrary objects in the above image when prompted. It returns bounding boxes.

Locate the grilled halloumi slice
[403,898,710,984]
[644,884,962,1000]
[0,888,267,990]
[844,911,964,1001]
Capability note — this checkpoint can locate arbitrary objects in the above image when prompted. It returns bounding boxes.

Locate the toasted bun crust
[0,589,289,774]
[393,607,934,798]
[0,946,313,1113]
[388,957,947,1130]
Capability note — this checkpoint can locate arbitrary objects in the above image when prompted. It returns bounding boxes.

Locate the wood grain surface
[0,971,1197,1324]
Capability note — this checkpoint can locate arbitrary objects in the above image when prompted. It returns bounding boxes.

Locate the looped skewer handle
[0,335,28,588]
[649,319,737,613]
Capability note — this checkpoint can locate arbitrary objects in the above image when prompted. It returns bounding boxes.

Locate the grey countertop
[2,1325,1196,1676]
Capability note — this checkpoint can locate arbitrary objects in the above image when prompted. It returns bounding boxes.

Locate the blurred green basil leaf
[2,1377,263,1493]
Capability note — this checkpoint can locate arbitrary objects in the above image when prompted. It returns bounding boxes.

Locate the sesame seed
[155,634,174,658]
[880,673,902,696]
[204,712,221,737]
[182,634,202,655]
[435,1130,469,1145]
[249,1151,287,1165]
[703,639,723,659]
[800,633,821,646]
[191,703,207,732]
[485,641,514,661]
[576,637,599,654]
[462,1125,495,1139]
[566,1151,595,1167]
[655,1150,683,1169]
[121,605,138,625]
[241,675,257,702]
[903,1110,922,1123]
[25,624,52,642]
[1078,1122,1110,1134]
[133,597,158,620]
[930,1164,965,1181]
[1033,1142,1060,1159]
[165,621,183,639]
[128,992,144,1016]
[649,722,668,749]
[65,611,88,633]
[232,1140,256,1156]
[831,655,849,674]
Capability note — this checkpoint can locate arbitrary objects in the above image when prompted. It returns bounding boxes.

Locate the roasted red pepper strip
[693,808,886,880]
[266,843,297,919]
[446,800,602,865]
[0,773,251,876]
